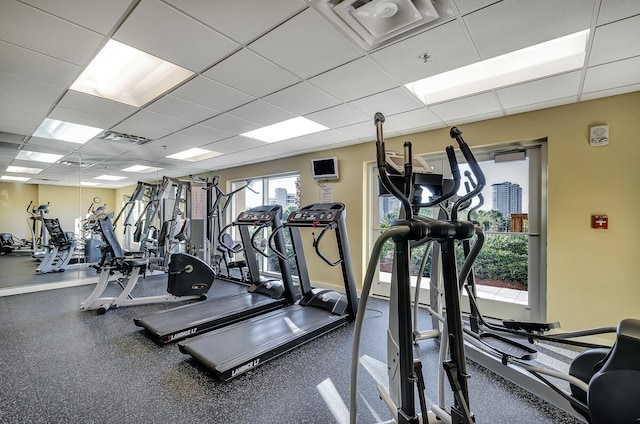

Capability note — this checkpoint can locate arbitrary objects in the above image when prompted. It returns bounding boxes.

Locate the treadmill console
[288,203,345,225]
[236,206,281,223]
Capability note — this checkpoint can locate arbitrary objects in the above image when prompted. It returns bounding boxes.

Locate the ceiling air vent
[100,131,152,145]
[308,0,453,51]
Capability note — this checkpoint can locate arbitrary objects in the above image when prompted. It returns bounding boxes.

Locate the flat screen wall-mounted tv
[311,157,339,180]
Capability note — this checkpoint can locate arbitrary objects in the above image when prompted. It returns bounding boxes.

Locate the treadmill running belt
[179,305,348,380]
[134,292,286,344]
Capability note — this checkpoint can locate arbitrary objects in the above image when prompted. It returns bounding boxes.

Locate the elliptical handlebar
[449,127,485,220]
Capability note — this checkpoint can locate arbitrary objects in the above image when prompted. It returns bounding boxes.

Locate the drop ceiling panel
[249,9,363,79]
[169,76,253,112]
[204,136,266,154]
[371,20,478,83]
[597,0,640,25]
[429,93,503,123]
[165,0,305,44]
[113,0,239,72]
[452,0,499,15]
[0,1,103,65]
[77,139,138,156]
[112,110,191,140]
[145,95,218,124]
[303,130,354,146]
[0,41,80,88]
[306,104,369,128]
[0,92,52,120]
[203,49,301,98]
[348,87,424,119]
[177,125,233,144]
[504,97,578,116]
[227,100,295,126]
[589,15,640,66]
[0,72,64,105]
[264,82,341,116]
[21,0,134,35]
[309,57,397,102]
[0,109,44,135]
[497,71,582,110]
[384,108,444,133]
[463,0,595,59]
[583,55,640,94]
[50,91,137,129]
[200,114,260,135]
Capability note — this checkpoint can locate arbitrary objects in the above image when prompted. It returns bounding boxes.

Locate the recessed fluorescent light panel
[1,175,30,182]
[241,117,329,143]
[405,29,590,105]
[122,165,162,173]
[80,181,101,186]
[33,118,103,144]
[95,175,127,181]
[166,148,221,162]
[70,39,194,107]
[15,150,64,163]
[6,166,43,174]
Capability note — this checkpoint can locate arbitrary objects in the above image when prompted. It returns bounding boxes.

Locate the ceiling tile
[203,48,300,98]
[50,91,137,129]
[589,15,640,66]
[249,8,363,79]
[169,76,253,112]
[203,135,266,154]
[371,20,477,83]
[309,57,398,102]
[0,41,80,88]
[463,0,594,59]
[583,55,640,94]
[200,114,260,135]
[21,0,133,35]
[348,87,424,119]
[113,0,239,72]
[165,0,305,44]
[453,0,499,15]
[504,97,578,116]
[227,100,295,126]
[0,72,64,105]
[145,95,218,124]
[264,82,341,116]
[497,71,582,110]
[303,130,354,146]
[384,108,444,134]
[0,109,45,136]
[0,1,104,65]
[76,138,138,156]
[113,110,191,140]
[0,92,52,120]
[305,104,368,128]
[177,125,233,143]
[597,0,640,25]
[429,93,503,123]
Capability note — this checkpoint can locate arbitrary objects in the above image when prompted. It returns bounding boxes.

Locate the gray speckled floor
[0,259,584,423]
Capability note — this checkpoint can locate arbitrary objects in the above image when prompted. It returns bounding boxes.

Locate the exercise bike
[80,216,214,314]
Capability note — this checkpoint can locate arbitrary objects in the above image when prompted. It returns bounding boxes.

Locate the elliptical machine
[351,114,484,423]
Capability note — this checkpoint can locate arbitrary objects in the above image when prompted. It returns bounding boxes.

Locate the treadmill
[133,205,298,344]
[179,202,359,381]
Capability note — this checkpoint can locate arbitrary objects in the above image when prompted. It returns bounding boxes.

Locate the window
[230,173,300,274]
[368,142,547,322]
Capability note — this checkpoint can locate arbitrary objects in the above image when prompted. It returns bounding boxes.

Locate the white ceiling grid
[0,0,637,187]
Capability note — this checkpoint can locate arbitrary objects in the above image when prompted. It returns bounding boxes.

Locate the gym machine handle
[312,222,343,267]
[449,127,486,221]
[251,222,277,258]
[374,112,413,219]
[267,224,296,261]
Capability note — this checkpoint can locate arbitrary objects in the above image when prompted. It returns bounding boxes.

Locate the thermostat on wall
[590,125,609,146]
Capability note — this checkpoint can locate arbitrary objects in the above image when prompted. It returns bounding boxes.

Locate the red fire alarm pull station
[592,215,608,229]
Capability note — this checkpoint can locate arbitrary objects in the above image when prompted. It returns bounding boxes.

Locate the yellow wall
[0,183,116,239]
[212,92,640,332]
